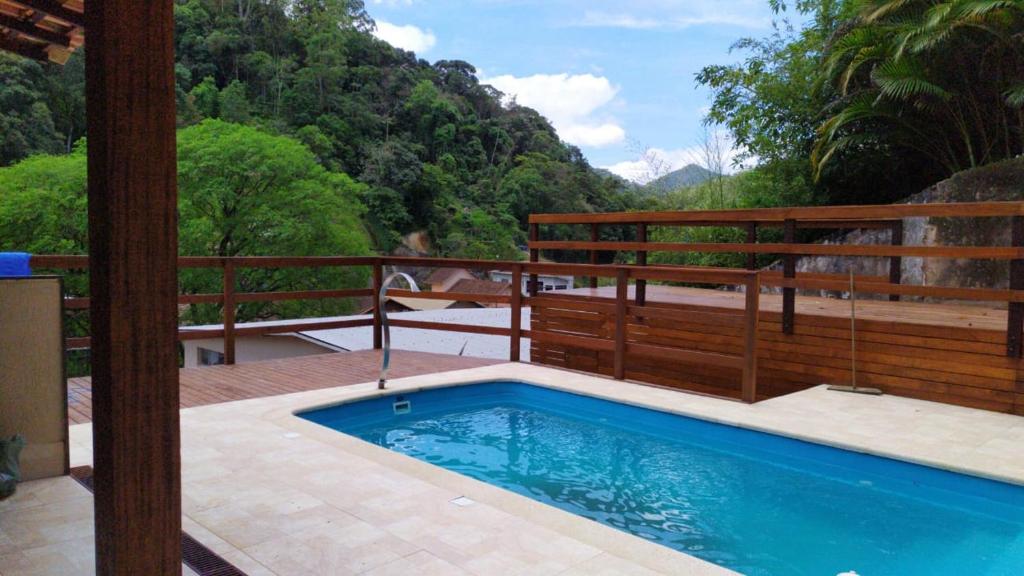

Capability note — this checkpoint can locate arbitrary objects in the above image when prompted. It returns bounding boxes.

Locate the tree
[189,75,220,119]
[815,0,1024,178]
[177,120,372,322]
[0,53,63,165]
[2,0,638,262]
[219,80,251,123]
[0,122,374,326]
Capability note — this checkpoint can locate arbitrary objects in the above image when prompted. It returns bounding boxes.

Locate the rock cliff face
[786,158,1024,302]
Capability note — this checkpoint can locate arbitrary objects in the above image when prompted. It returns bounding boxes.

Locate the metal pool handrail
[377,272,419,389]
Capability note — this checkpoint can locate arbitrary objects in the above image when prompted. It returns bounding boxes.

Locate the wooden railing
[29,254,763,402]
[528,201,1024,357]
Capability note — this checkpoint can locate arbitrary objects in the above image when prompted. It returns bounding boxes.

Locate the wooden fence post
[889,220,904,302]
[372,258,383,350]
[529,223,540,296]
[783,218,796,334]
[510,264,522,362]
[589,224,600,289]
[636,222,647,306]
[1008,216,1024,357]
[745,222,758,270]
[614,268,628,380]
[222,259,236,365]
[741,272,760,403]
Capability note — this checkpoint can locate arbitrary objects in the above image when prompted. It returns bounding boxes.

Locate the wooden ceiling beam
[0,31,47,60]
[0,13,71,46]
[14,0,84,28]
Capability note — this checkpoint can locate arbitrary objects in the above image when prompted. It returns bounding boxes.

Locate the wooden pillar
[635,223,647,306]
[745,222,758,270]
[782,219,796,335]
[372,259,383,349]
[889,220,904,302]
[1007,216,1024,357]
[510,264,522,362]
[613,268,628,380]
[528,223,539,297]
[589,224,600,289]
[85,1,181,574]
[222,260,236,365]
[741,273,760,403]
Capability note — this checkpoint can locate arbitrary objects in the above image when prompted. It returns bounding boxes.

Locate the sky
[365,0,778,183]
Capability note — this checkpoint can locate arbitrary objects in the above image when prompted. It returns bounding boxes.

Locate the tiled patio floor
[67,350,501,424]
[8,358,1024,575]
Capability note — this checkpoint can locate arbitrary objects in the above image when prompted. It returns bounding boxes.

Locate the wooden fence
[528,201,1024,357]
[29,255,763,403]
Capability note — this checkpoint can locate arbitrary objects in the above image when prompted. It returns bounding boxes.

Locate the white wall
[182,335,335,368]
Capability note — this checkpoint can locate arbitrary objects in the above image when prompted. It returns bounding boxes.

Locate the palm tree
[813,0,1024,178]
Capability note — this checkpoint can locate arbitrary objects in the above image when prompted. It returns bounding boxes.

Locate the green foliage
[189,76,220,119]
[176,120,371,323]
[0,144,88,258]
[219,80,251,123]
[2,0,641,263]
[697,0,976,207]
[0,53,68,165]
[0,121,373,326]
[650,159,814,269]
[815,0,1024,177]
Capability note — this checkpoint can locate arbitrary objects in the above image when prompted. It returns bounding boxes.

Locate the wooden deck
[576,284,1011,331]
[67,350,501,425]
[531,285,1024,414]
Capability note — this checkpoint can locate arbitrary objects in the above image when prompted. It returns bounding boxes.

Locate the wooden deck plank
[67,350,501,424]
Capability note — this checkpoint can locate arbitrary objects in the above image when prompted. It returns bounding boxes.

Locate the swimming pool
[298,382,1024,575]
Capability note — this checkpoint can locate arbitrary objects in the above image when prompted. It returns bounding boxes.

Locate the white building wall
[182,335,335,368]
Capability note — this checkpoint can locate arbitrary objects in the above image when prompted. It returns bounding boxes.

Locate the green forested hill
[0,0,642,261]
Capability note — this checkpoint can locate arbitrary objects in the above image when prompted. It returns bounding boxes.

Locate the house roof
[303,307,531,361]
[425,267,470,285]
[0,1,85,64]
[181,307,532,361]
[448,278,512,297]
[388,296,457,311]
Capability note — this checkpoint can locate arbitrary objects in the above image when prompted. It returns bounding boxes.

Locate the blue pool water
[299,382,1024,575]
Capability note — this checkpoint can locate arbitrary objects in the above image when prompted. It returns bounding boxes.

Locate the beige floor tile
[362,549,469,576]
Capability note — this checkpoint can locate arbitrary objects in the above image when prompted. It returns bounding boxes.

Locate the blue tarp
[0,253,31,277]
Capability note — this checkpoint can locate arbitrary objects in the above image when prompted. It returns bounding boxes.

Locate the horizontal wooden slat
[234,318,373,336]
[388,319,512,336]
[235,288,372,303]
[765,277,1024,303]
[528,329,616,352]
[387,289,511,304]
[66,336,90,349]
[627,304,746,327]
[379,256,519,272]
[178,328,225,341]
[759,270,890,284]
[529,201,1024,225]
[626,342,744,369]
[179,293,223,305]
[530,241,1024,260]
[523,261,755,284]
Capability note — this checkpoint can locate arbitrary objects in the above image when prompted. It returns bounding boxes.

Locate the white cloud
[578,12,662,30]
[576,6,769,30]
[372,20,436,53]
[482,73,626,148]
